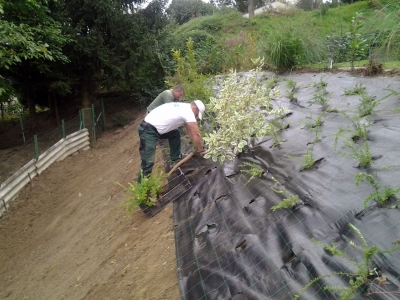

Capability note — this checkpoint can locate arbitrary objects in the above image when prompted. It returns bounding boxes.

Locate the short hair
[173,85,184,93]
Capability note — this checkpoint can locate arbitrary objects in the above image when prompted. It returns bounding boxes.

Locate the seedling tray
[139,168,191,218]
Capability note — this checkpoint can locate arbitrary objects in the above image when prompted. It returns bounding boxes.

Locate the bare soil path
[0,108,180,300]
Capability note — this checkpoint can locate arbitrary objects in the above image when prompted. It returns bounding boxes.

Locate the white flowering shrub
[203,58,285,163]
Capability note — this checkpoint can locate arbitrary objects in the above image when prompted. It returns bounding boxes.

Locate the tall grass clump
[258,22,326,71]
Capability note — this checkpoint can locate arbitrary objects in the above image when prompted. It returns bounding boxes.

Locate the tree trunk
[27,88,37,129]
[248,0,254,17]
[0,101,4,119]
[81,68,91,109]
[48,92,54,118]
[55,96,60,126]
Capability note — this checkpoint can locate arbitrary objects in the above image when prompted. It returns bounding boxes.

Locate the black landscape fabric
[172,72,400,300]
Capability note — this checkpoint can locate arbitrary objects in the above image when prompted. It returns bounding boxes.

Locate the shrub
[166,38,214,103]
[259,22,326,71]
[203,58,281,163]
[118,168,167,214]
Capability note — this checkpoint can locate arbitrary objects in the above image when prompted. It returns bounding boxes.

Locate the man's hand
[196,149,206,157]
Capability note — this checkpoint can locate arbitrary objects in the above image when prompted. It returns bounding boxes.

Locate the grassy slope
[172,0,400,71]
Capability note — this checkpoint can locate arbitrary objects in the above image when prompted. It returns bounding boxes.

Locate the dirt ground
[0,108,181,300]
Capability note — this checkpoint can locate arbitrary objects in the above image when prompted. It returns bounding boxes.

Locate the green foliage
[295,223,400,300]
[347,13,369,72]
[166,38,214,102]
[301,147,316,170]
[344,83,366,95]
[355,172,400,207]
[311,91,329,107]
[166,0,216,25]
[259,22,326,71]
[313,77,328,90]
[301,112,325,131]
[285,79,298,91]
[270,177,299,211]
[335,111,370,143]
[333,126,372,167]
[357,93,380,117]
[118,169,167,214]
[239,162,265,185]
[203,58,282,163]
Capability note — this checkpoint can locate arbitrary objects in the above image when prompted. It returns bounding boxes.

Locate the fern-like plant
[355,172,400,207]
[343,83,366,95]
[239,162,265,185]
[294,223,400,300]
[270,177,299,211]
[117,168,167,214]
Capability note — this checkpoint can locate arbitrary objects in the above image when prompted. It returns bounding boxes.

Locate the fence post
[62,119,66,138]
[81,108,94,147]
[34,135,39,161]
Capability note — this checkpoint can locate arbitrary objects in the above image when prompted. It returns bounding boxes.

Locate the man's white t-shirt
[144,102,196,135]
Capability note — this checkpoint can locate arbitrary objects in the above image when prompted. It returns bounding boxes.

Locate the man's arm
[185,122,204,152]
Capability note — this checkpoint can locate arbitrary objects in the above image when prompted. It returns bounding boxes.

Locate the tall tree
[167,0,216,25]
[0,0,70,120]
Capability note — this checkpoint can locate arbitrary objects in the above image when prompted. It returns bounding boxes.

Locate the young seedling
[270,177,299,211]
[313,77,328,90]
[239,162,265,185]
[342,138,373,168]
[343,83,366,95]
[285,79,297,91]
[355,172,400,208]
[358,93,380,117]
[311,90,329,108]
[294,223,400,300]
[333,127,372,168]
[117,168,167,214]
[266,75,279,89]
[301,112,325,131]
[301,147,315,170]
[339,111,370,142]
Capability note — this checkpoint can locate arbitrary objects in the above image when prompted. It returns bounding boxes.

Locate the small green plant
[333,131,372,167]
[335,111,370,142]
[313,77,328,90]
[347,13,368,73]
[311,90,329,107]
[294,223,400,300]
[343,138,373,168]
[355,172,400,208]
[301,147,315,170]
[358,93,380,117]
[343,83,366,95]
[265,121,285,147]
[270,177,299,211]
[287,90,295,101]
[285,79,297,91]
[266,76,279,89]
[117,168,167,214]
[239,162,265,185]
[301,112,325,131]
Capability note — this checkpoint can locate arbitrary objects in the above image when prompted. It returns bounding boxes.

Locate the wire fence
[0,115,82,183]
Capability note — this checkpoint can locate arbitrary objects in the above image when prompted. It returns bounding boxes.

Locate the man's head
[192,100,206,120]
[172,85,185,100]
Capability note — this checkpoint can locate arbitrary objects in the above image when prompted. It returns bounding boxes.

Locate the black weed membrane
[170,73,400,300]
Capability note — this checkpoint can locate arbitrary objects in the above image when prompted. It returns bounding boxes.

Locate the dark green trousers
[137,125,181,182]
